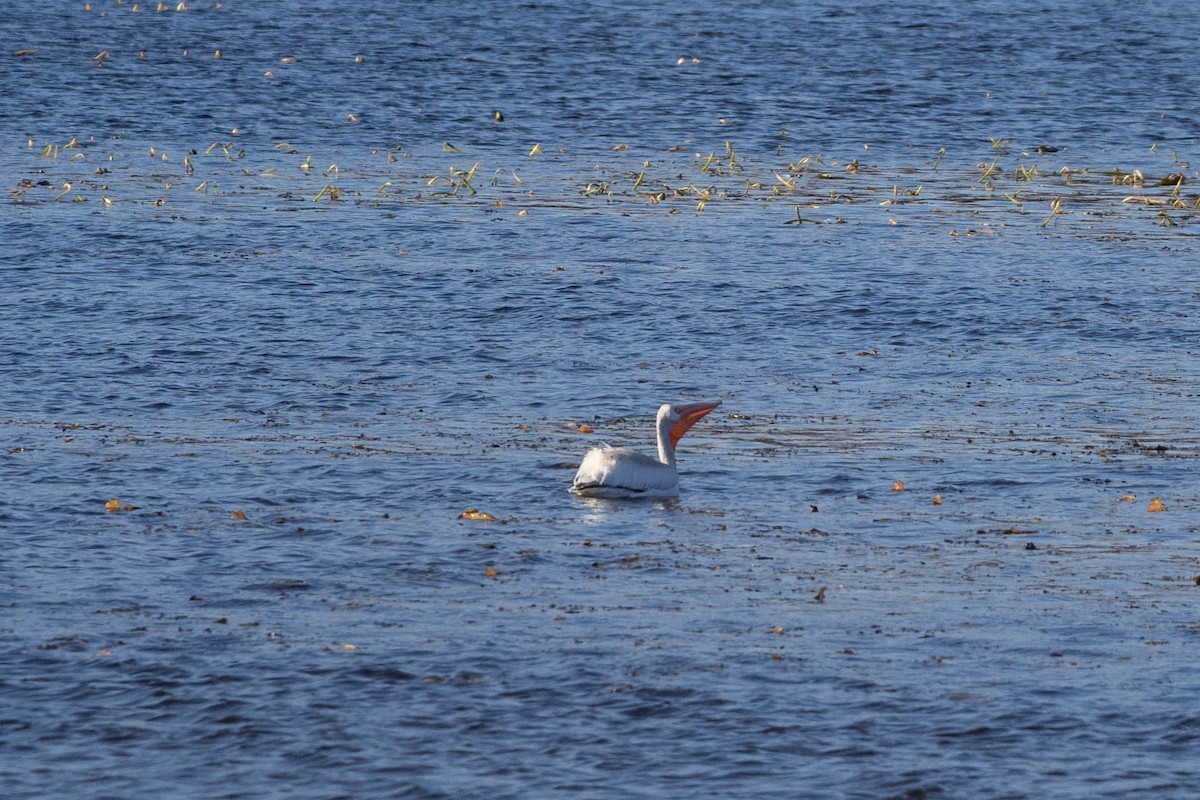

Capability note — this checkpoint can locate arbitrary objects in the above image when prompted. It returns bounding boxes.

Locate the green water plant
[312,184,341,201]
[1040,196,1063,227]
[784,205,821,224]
[1015,163,1038,181]
[979,155,1001,184]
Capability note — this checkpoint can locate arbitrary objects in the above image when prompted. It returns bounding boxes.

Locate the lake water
[3,1,1200,798]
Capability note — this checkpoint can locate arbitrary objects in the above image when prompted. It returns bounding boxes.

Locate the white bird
[570,399,722,499]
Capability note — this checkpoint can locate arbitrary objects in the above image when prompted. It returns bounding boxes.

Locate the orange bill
[669,399,722,448]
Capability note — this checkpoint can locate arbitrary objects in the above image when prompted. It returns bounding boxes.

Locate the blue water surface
[2,1,1200,798]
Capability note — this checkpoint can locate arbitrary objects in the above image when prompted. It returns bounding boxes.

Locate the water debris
[891,481,905,492]
[577,424,594,434]
[933,494,943,506]
[814,586,827,603]
[231,510,247,520]
[1147,497,1168,512]
[1123,195,1168,206]
[460,509,497,521]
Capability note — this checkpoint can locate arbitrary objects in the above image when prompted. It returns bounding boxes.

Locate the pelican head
[657,399,722,464]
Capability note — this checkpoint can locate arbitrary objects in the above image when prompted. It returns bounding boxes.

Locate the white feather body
[571,445,680,499]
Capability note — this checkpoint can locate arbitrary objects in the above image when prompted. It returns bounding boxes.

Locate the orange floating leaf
[577,424,594,434]
[104,498,121,512]
[1147,497,1168,512]
[932,494,943,506]
[891,481,905,492]
[231,509,247,520]
[485,565,498,578]
[122,503,140,511]
[1117,495,1136,503]
[460,509,497,521]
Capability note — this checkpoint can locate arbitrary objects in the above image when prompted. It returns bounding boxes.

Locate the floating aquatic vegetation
[6,130,1196,235]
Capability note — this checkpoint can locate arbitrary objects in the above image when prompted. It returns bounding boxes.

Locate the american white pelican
[570,399,722,498]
